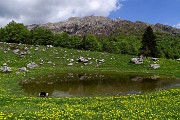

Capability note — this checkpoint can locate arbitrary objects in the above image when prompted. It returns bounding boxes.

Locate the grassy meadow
[0,42,180,119]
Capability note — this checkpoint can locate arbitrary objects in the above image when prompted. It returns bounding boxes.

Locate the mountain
[27,16,180,36]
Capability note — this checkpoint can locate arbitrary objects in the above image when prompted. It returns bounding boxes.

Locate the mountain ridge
[27,16,180,36]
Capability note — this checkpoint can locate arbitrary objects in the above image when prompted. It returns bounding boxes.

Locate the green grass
[0,43,180,119]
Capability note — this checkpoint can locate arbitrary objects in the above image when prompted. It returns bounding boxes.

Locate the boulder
[97,59,105,64]
[77,56,88,63]
[0,66,12,73]
[19,67,29,72]
[20,51,27,55]
[47,45,53,48]
[13,49,20,54]
[177,58,180,61]
[152,58,159,61]
[27,62,38,69]
[68,63,73,66]
[130,58,143,64]
[35,47,39,51]
[149,64,160,69]
[69,59,74,62]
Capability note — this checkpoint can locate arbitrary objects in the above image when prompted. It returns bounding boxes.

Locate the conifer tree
[140,26,157,57]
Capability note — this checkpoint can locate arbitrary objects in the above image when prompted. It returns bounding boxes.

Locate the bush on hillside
[82,34,102,51]
[0,21,29,44]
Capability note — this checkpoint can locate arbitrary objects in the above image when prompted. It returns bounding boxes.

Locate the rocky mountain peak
[27,16,180,36]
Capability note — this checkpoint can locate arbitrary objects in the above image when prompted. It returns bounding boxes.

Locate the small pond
[19,72,180,97]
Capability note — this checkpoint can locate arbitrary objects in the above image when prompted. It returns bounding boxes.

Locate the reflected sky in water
[19,72,180,97]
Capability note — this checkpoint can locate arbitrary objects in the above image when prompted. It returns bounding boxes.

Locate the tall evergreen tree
[140,26,157,57]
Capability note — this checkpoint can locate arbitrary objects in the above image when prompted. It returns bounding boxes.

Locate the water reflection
[19,73,180,97]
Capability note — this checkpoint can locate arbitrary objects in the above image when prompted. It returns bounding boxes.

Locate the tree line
[0,21,179,59]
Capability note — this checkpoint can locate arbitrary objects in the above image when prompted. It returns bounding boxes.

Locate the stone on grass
[47,45,53,48]
[177,58,180,61]
[0,66,12,73]
[77,56,88,63]
[84,63,88,65]
[130,58,143,64]
[97,59,105,64]
[1,63,12,73]
[47,61,53,64]
[27,62,38,69]
[68,63,73,66]
[13,49,20,54]
[69,59,74,62]
[152,58,159,61]
[35,47,39,51]
[149,64,160,69]
[20,51,27,55]
[19,67,29,72]
[16,71,20,75]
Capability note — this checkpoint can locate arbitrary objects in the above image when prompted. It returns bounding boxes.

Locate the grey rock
[68,63,73,66]
[20,51,27,55]
[152,58,159,61]
[27,62,38,69]
[13,49,20,54]
[19,67,29,72]
[1,66,12,73]
[177,58,180,61]
[130,58,143,64]
[97,59,105,64]
[77,56,88,63]
[47,45,53,48]
[149,64,160,69]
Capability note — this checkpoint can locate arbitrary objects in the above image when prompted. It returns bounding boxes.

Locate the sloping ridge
[27,16,180,36]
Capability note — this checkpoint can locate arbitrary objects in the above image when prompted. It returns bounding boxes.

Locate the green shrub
[29,27,54,45]
[0,21,29,44]
[82,34,102,51]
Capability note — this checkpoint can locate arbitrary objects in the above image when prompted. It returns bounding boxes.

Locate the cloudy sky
[0,0,180,28]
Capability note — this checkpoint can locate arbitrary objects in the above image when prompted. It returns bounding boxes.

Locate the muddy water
[19,72,180,97]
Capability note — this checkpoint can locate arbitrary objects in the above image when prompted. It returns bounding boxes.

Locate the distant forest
[0,21,180,59]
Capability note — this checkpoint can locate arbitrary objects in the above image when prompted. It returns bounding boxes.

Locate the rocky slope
[27,16,180,36]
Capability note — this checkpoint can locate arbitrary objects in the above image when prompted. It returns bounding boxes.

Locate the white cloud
[173,23,180,29]
[0,0,123,27]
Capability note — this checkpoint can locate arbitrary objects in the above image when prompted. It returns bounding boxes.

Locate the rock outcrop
[154,23,180,34]
[26,16,180,36]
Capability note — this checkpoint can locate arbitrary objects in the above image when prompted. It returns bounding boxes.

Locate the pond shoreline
[19,71,180,97]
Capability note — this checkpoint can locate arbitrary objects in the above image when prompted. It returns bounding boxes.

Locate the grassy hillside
[0,43,180,119]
